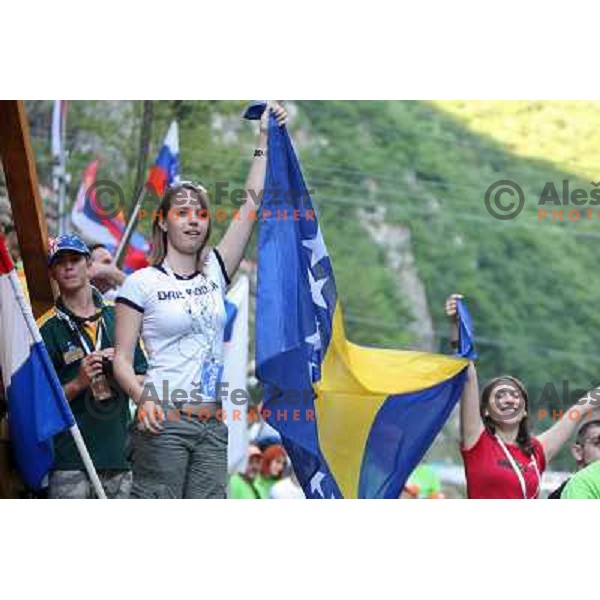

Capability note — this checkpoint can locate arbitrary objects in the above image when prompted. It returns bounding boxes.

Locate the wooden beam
[0,101,54,318]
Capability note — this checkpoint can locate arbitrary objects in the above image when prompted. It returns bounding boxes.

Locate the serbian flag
[70,160,149,272]
[146,121,180,197]
[0,236,75,489]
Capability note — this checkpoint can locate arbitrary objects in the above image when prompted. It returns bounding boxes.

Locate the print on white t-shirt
[117,250,228,408]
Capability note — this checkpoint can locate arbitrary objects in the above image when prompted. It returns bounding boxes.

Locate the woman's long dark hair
[480,375,534,456]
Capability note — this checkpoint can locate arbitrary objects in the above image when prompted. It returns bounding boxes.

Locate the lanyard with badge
[162,259,224,400]
[495,435,541,499]
[56,306,113,401]
[57,308,104,355]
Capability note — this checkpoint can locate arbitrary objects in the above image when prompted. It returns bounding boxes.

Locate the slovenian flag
[0,236,74,489]
[256,112,475,498]
[146,121,180,197]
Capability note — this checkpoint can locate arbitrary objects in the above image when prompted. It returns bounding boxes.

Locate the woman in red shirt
[445,294,598,499]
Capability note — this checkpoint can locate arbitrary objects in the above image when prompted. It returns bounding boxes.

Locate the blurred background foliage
[24,100,600,469]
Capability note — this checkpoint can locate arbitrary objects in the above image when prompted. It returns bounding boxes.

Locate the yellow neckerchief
[82,320,99,345]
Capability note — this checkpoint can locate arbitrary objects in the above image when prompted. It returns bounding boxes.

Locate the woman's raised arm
[216,102,287,279]
[445,293,483,449]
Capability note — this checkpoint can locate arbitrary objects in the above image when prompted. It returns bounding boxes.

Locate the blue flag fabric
[457,297,478,360]
[255,114,342,498]
[255,113,475,498]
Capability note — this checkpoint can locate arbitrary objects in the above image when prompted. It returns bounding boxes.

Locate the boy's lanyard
[56,307,105,356]
[495,435,540,499]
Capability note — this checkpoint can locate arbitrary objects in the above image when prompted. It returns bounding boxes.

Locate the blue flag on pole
[255,112,476,498]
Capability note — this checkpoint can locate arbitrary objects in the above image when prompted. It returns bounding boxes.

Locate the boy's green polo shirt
[38,292,147,471]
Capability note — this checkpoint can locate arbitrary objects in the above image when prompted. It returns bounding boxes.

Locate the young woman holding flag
[113,103,287,498]
[445,293,599,499]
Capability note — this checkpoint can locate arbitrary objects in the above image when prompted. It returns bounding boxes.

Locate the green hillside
[297,100,600,469]
[25,100,600,469]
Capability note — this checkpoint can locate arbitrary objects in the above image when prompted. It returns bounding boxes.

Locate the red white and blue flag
[0,236,74,489]
[146,121,180,197]
[70,160,149,271]
[71,121,180,271]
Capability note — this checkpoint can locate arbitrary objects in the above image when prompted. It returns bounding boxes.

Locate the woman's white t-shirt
[116,249,230,408]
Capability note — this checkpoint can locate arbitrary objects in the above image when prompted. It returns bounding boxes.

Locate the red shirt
[461,429,546,499]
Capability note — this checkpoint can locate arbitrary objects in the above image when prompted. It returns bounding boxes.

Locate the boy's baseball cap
[48,233,91,266]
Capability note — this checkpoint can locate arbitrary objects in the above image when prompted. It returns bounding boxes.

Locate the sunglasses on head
[169,179,208,194]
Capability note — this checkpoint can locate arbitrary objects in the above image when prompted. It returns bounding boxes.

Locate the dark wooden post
[0,100,54,319]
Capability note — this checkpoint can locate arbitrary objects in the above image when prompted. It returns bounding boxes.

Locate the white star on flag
[307,268,328,309]
[310,471,326,498]
[302,226,328,269]
[305,322,322,350]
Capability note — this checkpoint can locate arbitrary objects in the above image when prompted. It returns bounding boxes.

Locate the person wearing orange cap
[254,444,287,499]
[229,445,263,499]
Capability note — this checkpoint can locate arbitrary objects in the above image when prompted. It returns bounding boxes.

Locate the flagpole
[58,105,67,235]
[113,186,146,268]
[114,118,179,268]
[53,101,68,236]
[51,102,62,235]
[7,269,107,499]
[68,424,107,499]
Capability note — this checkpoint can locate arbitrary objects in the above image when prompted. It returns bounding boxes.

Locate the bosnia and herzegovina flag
[71,160,149,272]
[256,112,476,499]
[0,236,75,489]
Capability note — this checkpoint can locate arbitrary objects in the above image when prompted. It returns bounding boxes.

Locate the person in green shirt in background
[549,419,600,498]
[254,444,287,499]
[561,457,600,499]
[229,445,263,499]
[401,464,445,499]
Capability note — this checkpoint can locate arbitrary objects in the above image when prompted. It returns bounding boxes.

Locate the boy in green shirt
[39,234,147,498]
